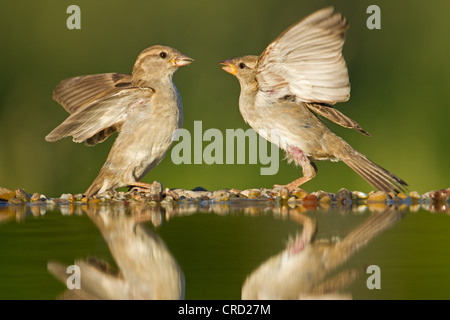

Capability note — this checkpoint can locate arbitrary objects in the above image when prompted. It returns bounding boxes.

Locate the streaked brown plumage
[221,7,407,193]
[46,45,193,196]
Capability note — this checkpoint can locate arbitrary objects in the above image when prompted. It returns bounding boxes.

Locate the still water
[0,198,449,300]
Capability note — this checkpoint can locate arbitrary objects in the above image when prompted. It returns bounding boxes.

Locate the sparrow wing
[256,7,350,104]
[307,103,370,136]
[52,73,132,114]
[45,87,154,145]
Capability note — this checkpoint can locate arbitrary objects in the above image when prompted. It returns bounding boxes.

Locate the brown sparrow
[221,7,407,193]
[242,208,403,299]
[46,45,193,196]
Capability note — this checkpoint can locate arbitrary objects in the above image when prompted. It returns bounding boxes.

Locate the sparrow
[242,208,404,299]
[46,45,193,196]
[221,7,408,193]
[48,205,185,299]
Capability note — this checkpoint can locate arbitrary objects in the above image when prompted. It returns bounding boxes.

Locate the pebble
[336,188,353,204]
[279,188,290,200]
[367,191,391,203]
[148,181,163,202]
[409,191,421,204]
[2,184,450,214]
[301,194,318,210]
[313,191,332,204]
[352,191,368,202]
[211,190,231,201]
[240,189,261,199]
[60,193,75,202]
[292,189,309,201]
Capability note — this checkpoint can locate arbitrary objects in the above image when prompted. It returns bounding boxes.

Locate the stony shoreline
[1,183,449,214]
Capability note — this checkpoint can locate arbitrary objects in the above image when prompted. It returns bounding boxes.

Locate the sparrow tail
[334,137,408,193]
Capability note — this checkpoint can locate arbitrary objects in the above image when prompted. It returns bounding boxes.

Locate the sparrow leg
[275,147,318,191]
[129,181,153,193]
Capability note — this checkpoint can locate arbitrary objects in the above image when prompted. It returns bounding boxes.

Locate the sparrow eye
[239,62,246,69]
[159,52,167,59]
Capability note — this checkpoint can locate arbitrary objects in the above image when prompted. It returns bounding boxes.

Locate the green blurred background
[0,0,448,197]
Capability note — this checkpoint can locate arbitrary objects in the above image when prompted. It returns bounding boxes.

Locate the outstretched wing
[256,7,350,104]
[46,87,154,145]
[53,73,132,114]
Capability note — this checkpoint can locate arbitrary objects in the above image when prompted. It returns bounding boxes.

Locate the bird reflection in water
[47,202,185,299]
[242,207,404,299]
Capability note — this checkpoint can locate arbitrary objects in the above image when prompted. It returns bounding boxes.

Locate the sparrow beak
[220,60,237,76]
[171,54,194,67]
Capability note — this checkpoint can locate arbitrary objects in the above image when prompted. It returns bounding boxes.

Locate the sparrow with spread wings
[221,7,407,193]
[46,46,193,196]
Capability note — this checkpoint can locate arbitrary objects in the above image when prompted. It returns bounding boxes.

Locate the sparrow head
[220,55,259,85]
[132,45,193,85]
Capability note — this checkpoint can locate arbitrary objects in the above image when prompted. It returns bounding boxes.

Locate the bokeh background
[0,0,448,197]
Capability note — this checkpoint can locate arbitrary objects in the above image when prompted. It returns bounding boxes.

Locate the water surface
[0,199,449,300]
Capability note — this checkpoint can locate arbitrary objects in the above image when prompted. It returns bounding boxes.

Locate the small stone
[287,196,298,203]
[318,194,332,204]
[0,190,15,201]
[302,194,318,210]
[30,193,40,202]
[367,191,391,203]
[229,188,242,196]
[60,193,74,202]
[336,188,352,204]
[163,188,177,199]
[248,189,261,199]
[74,194,84,201]
[430,189,450,203]
[352,191,368,202]
[409,191,421,204]
[292,189,309,201]
[279,188,290,200]
[15,188,31,202]
[396,193,410,203]
[150,181,163,194]
[211,190,231,201]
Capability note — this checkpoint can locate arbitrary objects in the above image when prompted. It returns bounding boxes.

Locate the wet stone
[367,191,391,203]
[352,191,368,202]
[211,190,231,201]
[336,188,352,204]
[292,189,309,201]
[240,189,261,199]
[15,188,31,202]
[313,191,332,204]
[164,188,180,200]
[409,191,421,204]
[301,194,318,210]
[60,193,74,202]
[73,193,84,201]
[150,181,163,195]
[279,188,291,200]
[430,189,450,203]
